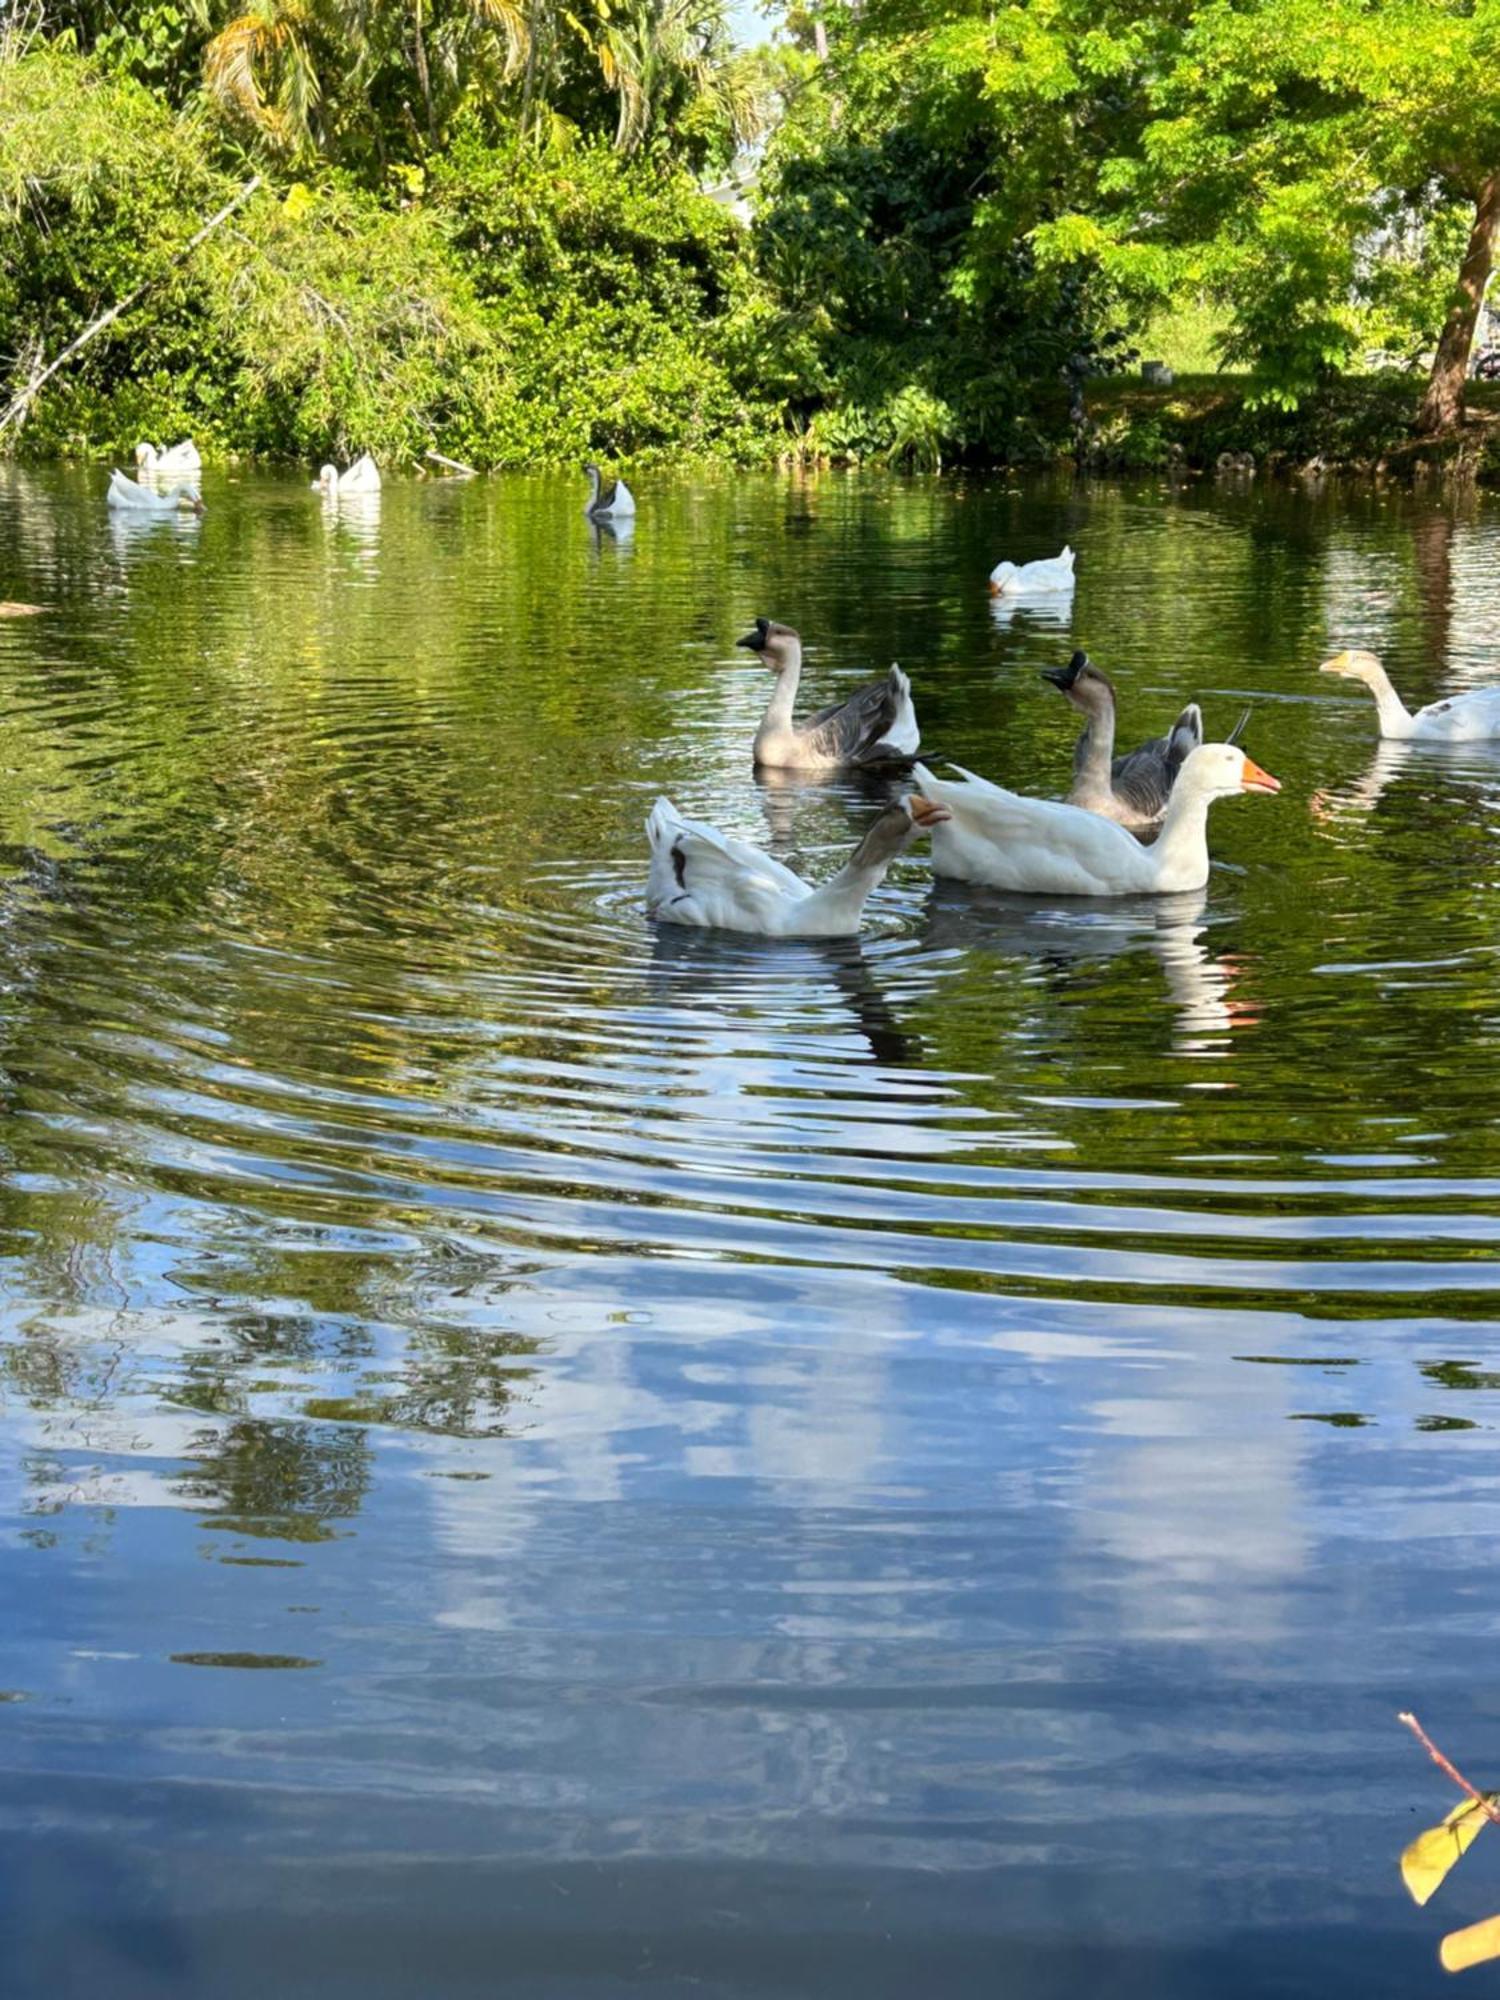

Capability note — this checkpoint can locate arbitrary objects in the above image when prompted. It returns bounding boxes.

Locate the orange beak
[1241,756,1280,794]
[908,795,951,827]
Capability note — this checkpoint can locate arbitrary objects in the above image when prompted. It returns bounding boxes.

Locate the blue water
[0,464,1497,1995]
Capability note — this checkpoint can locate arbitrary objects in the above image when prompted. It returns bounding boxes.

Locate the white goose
[1320,649,1500,741]
[916,742,1280,897]
[989,546,1075,597]
[135,439,202,477]
[584,463,635,520]
[646,795,950,936]
[739,618,920,770]
[107,469,203,514]
[313,453,381,496]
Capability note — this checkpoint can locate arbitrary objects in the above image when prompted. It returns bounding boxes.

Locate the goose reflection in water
[588,513,634,555]
[752,759,913,850]
[989,588,1074,634]
[1310,737,1500,825]
[318,487,381,571]
[922,880,1259,1049]
[645,920,922,1068]
[106,507,203,560]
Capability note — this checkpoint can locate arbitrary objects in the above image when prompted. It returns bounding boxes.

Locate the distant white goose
[646,794,950,936]
[1320,649,1500,741]
[107,469,203,514]
[584,463,635,520]
[916,742,1280,897]
[989,546,1075,597]
[135,439,202,476]
[738,617,920,770]
[313,453,381,496]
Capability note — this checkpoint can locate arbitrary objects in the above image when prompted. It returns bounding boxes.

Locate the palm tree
[589,0,757,156]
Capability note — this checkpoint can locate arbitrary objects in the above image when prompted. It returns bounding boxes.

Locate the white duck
[989,546,1075,597]
[584,463,635,520]
[1320,649,1500,741]
[646,794,950,936]
[313,453,381,496]
[135,439,202,477]
[738,617,920,770]
[107,469,203,514]
[915,742,1280,897]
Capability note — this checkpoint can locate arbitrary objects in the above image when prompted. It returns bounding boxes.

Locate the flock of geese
[646,549,1500,938]
[88,448,1500,934]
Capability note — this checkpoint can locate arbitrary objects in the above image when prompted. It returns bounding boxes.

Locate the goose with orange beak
[914,742,1280,897]
[646,793,950,936]
[1320,649,1500,741]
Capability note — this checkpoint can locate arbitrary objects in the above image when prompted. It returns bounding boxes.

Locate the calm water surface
[0,465,1498,1997]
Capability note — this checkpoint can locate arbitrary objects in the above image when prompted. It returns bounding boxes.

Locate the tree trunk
[411,0,437,143]
[1416,171,1500,435]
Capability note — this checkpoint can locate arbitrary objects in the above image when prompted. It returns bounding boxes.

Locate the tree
[1048,0,1500,428]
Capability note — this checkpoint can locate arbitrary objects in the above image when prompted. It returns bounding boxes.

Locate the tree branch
[1398,1712,1500,1828]
[0,174,263,439]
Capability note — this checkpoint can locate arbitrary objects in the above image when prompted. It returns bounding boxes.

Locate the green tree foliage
[1040,0,1500,423]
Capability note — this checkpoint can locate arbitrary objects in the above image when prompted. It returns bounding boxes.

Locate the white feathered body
[107,469,200,512]
[1400,685,1500,742]
[136,440,202,476]
[989,546,1076,596]
[646,799,904,937]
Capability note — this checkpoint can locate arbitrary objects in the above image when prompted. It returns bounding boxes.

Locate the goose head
[135,443,158,471]
[1176,742,1280,802]
[173,485,206,516]
[313,464,338,493]
[736,617,801,673]
[1041,649,1114,716]
[1319,648,1384,686]
[850,793,953,869]
[988,561,1018,595]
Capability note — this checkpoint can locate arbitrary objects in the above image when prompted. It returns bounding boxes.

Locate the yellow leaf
[1441,1913,1500,1974]
[283,181,315,221]
[1402,1797,1498,1908]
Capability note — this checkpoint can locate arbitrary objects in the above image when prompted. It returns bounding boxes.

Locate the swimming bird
[584,463,635,520]
[135,439,202,476]
[989,546,1075,597]
[738,618,920,771]
[915,743,1280,897]
[313,453,381,496]
[1320,649,1500,741]
[107,469,203,514]
[646,794,950,936]
[1042,650,1203,830]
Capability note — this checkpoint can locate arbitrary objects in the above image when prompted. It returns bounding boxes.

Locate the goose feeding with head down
[1320,649,1500,741]
[989,546,1075,597]
[107,469,204,515]
[584,463,635,520]
[1042,649,1203,830]
[135,439,202,477]
[313,453,381,497]
[646,794,950,936]
[737,617,920,771]
[915,742,1280,897]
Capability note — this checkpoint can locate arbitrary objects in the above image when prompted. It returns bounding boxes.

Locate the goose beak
[1320,650,1355,677]
[1240,757,1280,794]
[907,795,951,827]
[1040,668,1071,690]
[736,620,769,653]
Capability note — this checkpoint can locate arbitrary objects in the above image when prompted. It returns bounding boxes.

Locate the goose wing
[799,667,920,766]
[1108,705,1203,820]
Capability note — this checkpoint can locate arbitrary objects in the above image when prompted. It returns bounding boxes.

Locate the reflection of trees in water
[175,1416,371,1542]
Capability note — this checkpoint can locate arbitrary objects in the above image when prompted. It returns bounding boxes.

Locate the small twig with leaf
[1399,1711,1500,1972]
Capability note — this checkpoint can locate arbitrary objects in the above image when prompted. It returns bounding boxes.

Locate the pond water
[0,463,1498,1997]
